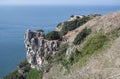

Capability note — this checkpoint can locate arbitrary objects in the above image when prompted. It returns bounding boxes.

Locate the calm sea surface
[0,5,120,77]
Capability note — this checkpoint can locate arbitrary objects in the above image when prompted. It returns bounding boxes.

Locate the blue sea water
[0,5,120,77]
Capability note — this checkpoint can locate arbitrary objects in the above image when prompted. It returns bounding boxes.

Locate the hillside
[64,11,120,43]
[4,11,120,79]
[42,11,120,79]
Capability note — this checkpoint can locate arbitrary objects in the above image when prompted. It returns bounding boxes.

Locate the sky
[0,0,120,6]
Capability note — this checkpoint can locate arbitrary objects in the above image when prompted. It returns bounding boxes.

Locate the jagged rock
[24,29,60,68]
[24,29,34,47]
[56,22,64,31]
[66,46,76,55]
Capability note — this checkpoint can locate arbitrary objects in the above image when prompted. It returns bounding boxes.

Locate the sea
[0,5,120,77]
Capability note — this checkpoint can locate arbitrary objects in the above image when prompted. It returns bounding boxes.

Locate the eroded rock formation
[24,29,59,68]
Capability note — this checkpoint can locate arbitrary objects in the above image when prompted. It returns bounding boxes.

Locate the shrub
[18,60,28,68]
[46,31,60,40]
[59,16,91,36]
[54,43,68,64]
[26,69,43,79]
[61,49,81,70]
[36,29,44,32]
[73,28,91,45]
[44,54,53,64]
[68,49,81,65]
[42,64,52,73]
[81,33,109,56]
[53,44,82,70]
[4,60,30,79]
[4,70,24,79]
[18,60,31,73]
[110,28,120,39]
[74,33,109,67]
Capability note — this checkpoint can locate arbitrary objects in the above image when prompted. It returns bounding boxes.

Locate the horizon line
[0,4,119,6]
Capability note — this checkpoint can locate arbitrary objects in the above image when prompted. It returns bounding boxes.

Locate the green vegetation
[68,49,81,65]
[54,33,109,71]
[53,43,70,70]
[18,60,28,68]
[54,43,68,63]
[53,44,81,70]
[59,16,91,36]
[4,60,43,79]
[61,49,81,70]
[75,33,109,67]
[81,33,109,56]
[4,70,24,79]
[26,69,43,79]
[73,28,91,45]
[46,31,60,40]
[43,43,69,72]
[109,28,120,39]
[4,60,30,79]
[18,60,30,72]
[36,29,44,32]
[45,54,53,64]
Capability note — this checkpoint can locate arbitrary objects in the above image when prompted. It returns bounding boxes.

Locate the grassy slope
[42,11,120,79]
[44,30,120,79]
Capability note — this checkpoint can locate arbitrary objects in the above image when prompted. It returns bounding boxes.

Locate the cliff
[24,14,99,69]
[24,11,120,79]
[24,30,59,69]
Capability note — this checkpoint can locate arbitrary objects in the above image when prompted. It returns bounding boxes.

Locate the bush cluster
[59,16,91,36]
[73,28,91,45]
[26,69,43,79]
[54,33,109,70]
[36,29,44,32]
[54,43,68,64]
[4,60,30,79]
[45,31,60,40]
[53,43,81,70]
[73,33,109,67]
[61,49,81,70]
[4,70,24,79]
[81,33,109,56]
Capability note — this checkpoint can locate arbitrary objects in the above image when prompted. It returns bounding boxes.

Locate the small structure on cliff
[69,15,84,21]
[24,29,59,68]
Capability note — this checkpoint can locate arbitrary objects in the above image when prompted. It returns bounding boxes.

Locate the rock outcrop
[56,22,64,31]
[24,29,59,68]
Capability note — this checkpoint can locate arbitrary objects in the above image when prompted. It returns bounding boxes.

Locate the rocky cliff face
[24,29,59,68]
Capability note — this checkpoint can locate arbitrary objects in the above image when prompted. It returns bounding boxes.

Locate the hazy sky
[0,0,120,6]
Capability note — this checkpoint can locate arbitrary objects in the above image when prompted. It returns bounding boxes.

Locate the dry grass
[42,11,120,79]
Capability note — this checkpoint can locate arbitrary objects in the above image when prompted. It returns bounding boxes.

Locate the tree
[46,31,60,40]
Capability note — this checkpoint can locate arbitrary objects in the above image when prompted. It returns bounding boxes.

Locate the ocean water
[0,5,120,77]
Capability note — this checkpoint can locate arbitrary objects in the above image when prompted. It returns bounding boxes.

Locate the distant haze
[0,0,120,6]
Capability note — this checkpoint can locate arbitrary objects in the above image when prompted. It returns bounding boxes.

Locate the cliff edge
[24,30,60,69]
